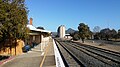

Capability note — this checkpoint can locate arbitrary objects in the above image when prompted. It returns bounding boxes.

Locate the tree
[118,29,120,36]
[0,0,29,55]
[100,28,117,40]
[117,29,120,39]
[93,26,101,33]
[72,31,80,41]
[94,32,101,39]
[110,29,117,39]
[78,23,91,43]
[100,28,110,40]
[113,34,119,40]
[37,26,45,30]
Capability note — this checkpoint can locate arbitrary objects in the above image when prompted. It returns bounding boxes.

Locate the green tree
[78,23,91,43]
[118,29,120,36]
[100,28,117,40]
[117,29,120,39]
[94,32,101,39]
[72,31,80,41]
[100,28,110,40]
[110,29,117,39]
[37,26,45,30]
[0,0,29,55]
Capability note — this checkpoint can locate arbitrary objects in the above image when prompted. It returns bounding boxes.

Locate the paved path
[0,38,56,67]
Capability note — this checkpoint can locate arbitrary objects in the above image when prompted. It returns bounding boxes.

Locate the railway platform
[40,38,56,67]
[40,38,65,67]
[0,38,65,67]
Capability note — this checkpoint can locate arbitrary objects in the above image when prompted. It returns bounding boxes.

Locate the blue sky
[25,0,120,32]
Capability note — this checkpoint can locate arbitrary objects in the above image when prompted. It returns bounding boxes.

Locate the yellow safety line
[40,44,50,67]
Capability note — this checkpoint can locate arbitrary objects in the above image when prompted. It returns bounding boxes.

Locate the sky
[25,0,120,32]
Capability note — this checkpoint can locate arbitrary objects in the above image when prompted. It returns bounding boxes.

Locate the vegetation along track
[55,38,120,67]
[54,39,85,67]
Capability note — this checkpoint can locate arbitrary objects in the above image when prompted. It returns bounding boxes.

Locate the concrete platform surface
[41,38,56,67]
[0,38,56,67]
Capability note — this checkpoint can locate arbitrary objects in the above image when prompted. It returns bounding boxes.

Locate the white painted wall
[40,35,50,51]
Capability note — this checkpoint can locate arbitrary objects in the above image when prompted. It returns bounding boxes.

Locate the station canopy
[27,24,51,33]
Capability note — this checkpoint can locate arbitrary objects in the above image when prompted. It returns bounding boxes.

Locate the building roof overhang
[27,24,51,33]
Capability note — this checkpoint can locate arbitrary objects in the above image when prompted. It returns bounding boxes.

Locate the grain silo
[58,25,65,38]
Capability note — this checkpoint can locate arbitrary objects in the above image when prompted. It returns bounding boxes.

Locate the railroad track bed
[71,42,120,63]
[55,40,81,67]
[55,38,120,67]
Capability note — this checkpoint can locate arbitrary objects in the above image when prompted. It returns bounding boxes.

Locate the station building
[0,18,51,56]
[26,18,51,51]
[27,18,51,43]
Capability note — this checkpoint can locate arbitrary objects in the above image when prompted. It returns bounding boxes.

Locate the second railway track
[71,41,120,63]
[55,38,120,67]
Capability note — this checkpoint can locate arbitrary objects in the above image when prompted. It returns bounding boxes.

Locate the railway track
[54,39,84,67]
[72,41,120,63]
[55,38,120,67]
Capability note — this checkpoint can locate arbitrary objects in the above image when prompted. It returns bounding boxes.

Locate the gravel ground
[63,42,112,67]
[74,40,120,53]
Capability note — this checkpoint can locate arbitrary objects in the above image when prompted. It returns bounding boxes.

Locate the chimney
[30,18,33,25]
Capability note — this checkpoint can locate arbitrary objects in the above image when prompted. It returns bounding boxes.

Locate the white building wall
[40,35,50,51]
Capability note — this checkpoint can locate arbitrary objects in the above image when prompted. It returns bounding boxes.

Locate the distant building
[64,34,72,39]
[57,25,65,38]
